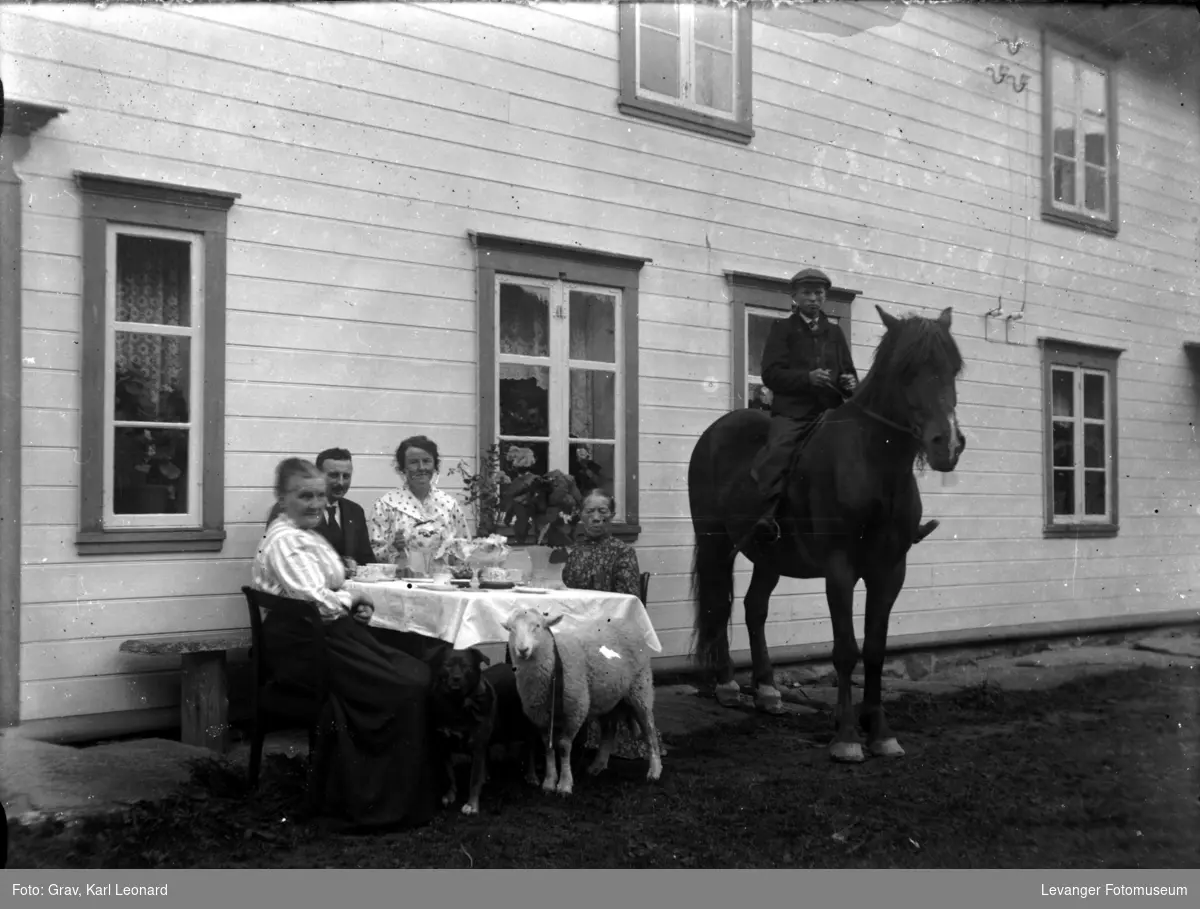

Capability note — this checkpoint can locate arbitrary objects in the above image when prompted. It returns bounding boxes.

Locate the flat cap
[790,267,832,290]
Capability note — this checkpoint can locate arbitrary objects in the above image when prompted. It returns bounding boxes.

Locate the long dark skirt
[261,613,437,830]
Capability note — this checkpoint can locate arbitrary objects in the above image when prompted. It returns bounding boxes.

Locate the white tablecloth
[342,580,663,654]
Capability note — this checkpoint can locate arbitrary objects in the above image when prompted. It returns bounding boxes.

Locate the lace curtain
[114,236,190,422]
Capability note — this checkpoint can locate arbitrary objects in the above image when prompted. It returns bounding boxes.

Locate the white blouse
[252,513,353,620]
[368,480,470,564]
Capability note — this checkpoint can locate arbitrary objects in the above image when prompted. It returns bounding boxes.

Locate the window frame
[1039,338,1122,538]
[726,271,858,411]
[618,1,754,146]
[1041,30,1119,237]
[75,172,238,555]
[494,275,627,522]
[471,232,648,543]
[104,223,206,530]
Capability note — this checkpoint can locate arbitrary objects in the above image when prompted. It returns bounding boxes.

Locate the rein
[843,398,922,441]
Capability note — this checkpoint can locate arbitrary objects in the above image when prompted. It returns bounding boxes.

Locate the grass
[8,664,1199,869]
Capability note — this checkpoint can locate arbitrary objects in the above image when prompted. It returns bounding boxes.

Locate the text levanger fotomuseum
[1040,884,1188,898]
[13,884,169,897]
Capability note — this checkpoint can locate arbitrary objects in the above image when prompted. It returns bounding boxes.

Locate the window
[1040,339,1122,537]
[1042,33,1118,235]
[618,1,753,144]
[76,173,238,554]
[726,271,857,410]
[472,233,646,539]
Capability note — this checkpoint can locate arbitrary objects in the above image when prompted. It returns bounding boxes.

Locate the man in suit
[748,268,859,546]
[267,448,377,572]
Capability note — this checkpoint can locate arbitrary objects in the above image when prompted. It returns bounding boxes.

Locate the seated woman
[367,434,469,661]
[252,457,436,830]
[368,434,470,564]
[560,490,668,761]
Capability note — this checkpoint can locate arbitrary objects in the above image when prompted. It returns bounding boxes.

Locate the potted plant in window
[500,445,583,563]
[449,442,507,538]
[113,364,187,514]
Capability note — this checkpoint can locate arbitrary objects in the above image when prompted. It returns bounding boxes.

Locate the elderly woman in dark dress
[560,490,667,761]
[252,457,436,830]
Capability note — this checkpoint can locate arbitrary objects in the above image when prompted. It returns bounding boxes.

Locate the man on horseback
[747,268,940,548]
[748,268,857,546]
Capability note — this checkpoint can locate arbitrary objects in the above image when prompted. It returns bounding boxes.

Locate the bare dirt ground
[7,664,1198,869]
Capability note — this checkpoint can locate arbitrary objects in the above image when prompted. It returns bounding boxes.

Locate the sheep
[502,604,663,797]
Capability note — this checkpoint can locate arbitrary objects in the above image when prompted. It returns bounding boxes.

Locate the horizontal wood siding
[3,1,1197,729]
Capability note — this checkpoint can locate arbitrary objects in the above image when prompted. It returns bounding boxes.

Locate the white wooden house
[2,1,1198,741]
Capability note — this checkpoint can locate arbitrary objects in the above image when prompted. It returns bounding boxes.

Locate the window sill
[495,523,643,547]
[618,97,753,145]
[76,528,227,555]
[1042,522,1118,539]
[1041,207,1118,238]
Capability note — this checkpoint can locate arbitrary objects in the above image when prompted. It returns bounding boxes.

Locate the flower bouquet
[406,521,452,578]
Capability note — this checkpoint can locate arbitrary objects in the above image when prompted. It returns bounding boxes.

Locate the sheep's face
[505,607,562,662]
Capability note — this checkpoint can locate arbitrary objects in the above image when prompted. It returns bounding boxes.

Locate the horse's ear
[937,307,953,328]
[876,305,901,332]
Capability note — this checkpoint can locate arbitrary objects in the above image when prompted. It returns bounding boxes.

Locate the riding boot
[914,519,940,544]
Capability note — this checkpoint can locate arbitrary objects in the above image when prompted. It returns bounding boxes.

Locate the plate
[478,580,516,590]
[409,581,455,590]
[512,586,550,595]
[448,578,472,588]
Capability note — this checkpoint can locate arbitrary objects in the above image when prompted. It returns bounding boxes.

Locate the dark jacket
[265,496,376,566]
[760,310,858,420]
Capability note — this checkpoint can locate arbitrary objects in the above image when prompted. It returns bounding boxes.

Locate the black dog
[430,648,539,815]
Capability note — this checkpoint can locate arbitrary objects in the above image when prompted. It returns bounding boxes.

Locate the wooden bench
[120,632,252,753]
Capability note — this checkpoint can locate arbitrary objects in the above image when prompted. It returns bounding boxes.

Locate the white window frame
[103,223,206,529]
[1048,49,1111,220]
[1048,365,1111,525]
[745,305,789,411]
[494,275,626,522]
[745,306,845,410]
[634,1,741,123]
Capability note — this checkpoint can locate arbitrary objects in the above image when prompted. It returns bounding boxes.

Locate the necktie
[326,505,337,526]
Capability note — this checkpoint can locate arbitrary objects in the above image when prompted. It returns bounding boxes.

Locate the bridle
[842,398,923,442]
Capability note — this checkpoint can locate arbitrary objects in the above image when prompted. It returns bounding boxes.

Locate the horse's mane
[848,311,963,438]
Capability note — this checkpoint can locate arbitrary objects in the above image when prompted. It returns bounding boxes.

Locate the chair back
[241,586,328,693]
[639,571,651,605]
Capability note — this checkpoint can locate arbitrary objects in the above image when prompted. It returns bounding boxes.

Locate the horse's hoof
[714,681,743,707]
[587,760,608,776]
[541,780,557,794]
[755,686,786,715]
[461,802,478,816]
[830,741,865,763]
[555,783,573,797]
[524,773,540,786]
[441,793,456,807]
[869,738,905,758]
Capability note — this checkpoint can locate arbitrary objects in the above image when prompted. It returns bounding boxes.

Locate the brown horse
[687,306,965,762]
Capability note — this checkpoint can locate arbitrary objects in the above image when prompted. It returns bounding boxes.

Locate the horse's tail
[689,526,736,671]
[686,418,739,672]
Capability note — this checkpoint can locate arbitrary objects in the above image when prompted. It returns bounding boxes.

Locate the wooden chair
[639,571,651,605]
[241,585,332,789]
